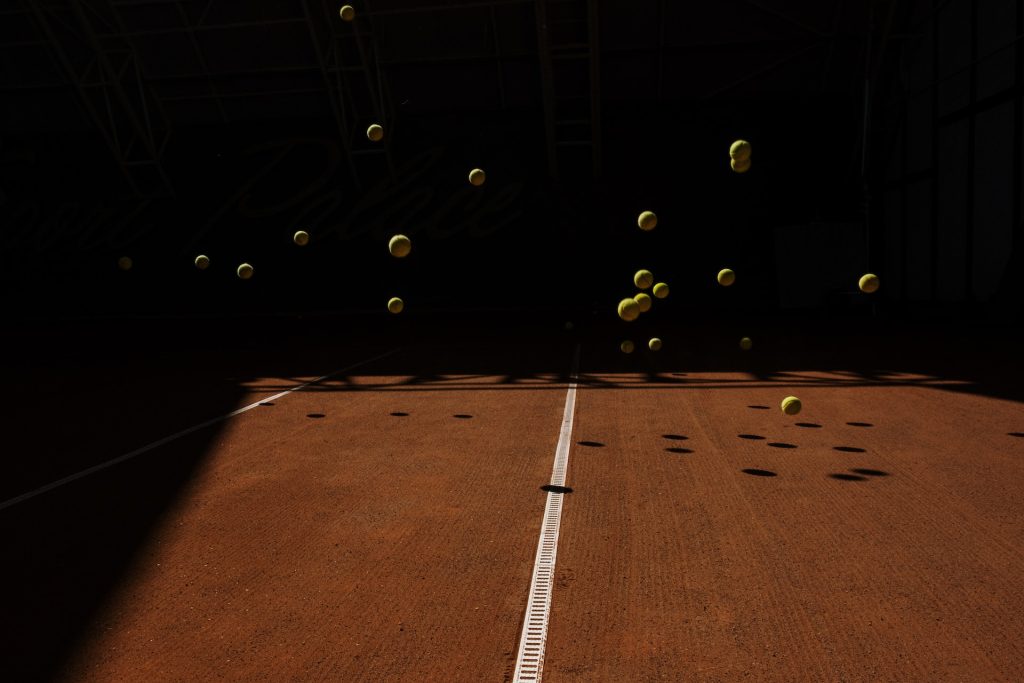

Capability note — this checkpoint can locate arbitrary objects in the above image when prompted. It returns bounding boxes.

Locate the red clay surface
[3,318,1024,681]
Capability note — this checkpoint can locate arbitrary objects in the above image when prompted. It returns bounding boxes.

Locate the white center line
[513,344,580,682]
[0,348,399,512]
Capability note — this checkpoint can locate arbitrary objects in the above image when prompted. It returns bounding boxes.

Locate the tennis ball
[652,282,669,299]
[117,256,133,271]
[237,263,253,279]
[339,4,355,21]
[621,340,635,354]
[648,337,663,351]
[731,157,751,173]
[389,234,411,258]
[729,139,752,161]
[388,297,404,314]
[739,336,752,351]
[717,268,735,286]
[637,210,657,231]
[293,230,310,246]
[859,273,880,293]
[367,123,384,142]
[618,297,640,322]
[634,292,652,313]
[634,269,654,289]
[781,396,802,416]
[194,254,210,270]
[468,168,486,186]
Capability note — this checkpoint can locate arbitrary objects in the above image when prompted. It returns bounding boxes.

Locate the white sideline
[513,344,580,682]
[0,349,399,512]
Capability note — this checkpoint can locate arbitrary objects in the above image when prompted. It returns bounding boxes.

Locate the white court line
[513,344,580,683]
[0,349,399,512]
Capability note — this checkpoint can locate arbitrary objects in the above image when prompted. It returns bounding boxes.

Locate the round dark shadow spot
[767,442,797,449]
[541,484,573,493]
[258,402,275,406]
[747,405,770,410]
[850,468,889,477]
[577,440,605,447]
[306,413,326,418]
[390,411,409,417]
[829,473,867,481]
[739,434,766,440]
[1008,432,1024,438]
[666,447,694,454]
[453,414,473,419]
[742,468,777,477]
[795,423,822,429]
[847,422,874,427]
[662,434,688,441]
[834,446,866,453]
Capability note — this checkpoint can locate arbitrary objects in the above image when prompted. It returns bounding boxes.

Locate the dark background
[3,0,1019,324]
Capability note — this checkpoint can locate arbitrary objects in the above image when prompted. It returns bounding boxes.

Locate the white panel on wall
[973,104,1014,300]
[906,179,932,301]
[937,119,969,302]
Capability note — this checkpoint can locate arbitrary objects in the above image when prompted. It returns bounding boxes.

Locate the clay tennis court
[3,316,1023,681]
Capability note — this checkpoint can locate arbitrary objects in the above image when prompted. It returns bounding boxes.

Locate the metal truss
[23,0,174,198]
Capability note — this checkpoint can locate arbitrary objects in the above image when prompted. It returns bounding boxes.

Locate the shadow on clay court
[850,468,890,477]
[767,442,798,449]
[834,446,866,453]
[739,434,766,440]
[541,485,574,494]
[577,441,605,447]
[661,434,688,440]
[742,469,778,477]
[795,422,822,428]
[666,447,694,454]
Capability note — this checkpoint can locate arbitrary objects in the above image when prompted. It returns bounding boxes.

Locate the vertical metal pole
[535,0,557,179]
[1013,0,1023,247]
[929,0,940,302]
[964,0,978,304]
[587,0,601,178]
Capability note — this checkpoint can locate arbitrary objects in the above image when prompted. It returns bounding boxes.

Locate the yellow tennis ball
[731,157,751,173]
[637,210,657,231]
[388,234,411,258]
[237,262,253,279]
[388,297,404,314]
[620,340,635,354]
[781,396,802,416]
[117,256,133,271]
[293,230,310,246]
[717,268,735,286]
[634,269,654,289]
[194,254,210,270]
[339,4,355,21]
[729,139,752,161]
[618,297,640,322]
[859,273,880,293]
[633,292,652,313]
[468,168,486,186]
[367,123,384,142]
[652,282,669,299]
[739,336,752,351]
[648,337,663,351]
